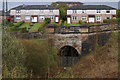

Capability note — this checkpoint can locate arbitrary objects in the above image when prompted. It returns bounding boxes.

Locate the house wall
[10,9,59,23]
[67,10,116,23]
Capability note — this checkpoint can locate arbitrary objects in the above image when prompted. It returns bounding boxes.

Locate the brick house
[10,5,59,23]
[67,5,116,23]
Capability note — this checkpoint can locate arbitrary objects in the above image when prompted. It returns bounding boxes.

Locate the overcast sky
[0,0,120,2]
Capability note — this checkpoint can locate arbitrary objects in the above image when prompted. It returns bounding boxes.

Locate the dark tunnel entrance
[58,46,79,66]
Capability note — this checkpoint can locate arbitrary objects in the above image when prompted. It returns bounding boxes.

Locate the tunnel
[58,46,80,66]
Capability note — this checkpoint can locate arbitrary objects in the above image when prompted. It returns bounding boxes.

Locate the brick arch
[58,45,81,55]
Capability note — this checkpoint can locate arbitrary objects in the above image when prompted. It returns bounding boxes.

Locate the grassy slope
[56,32,118,78]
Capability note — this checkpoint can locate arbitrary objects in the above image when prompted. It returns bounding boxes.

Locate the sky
[0,0,120,2]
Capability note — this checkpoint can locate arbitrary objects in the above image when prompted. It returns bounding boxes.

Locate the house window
[16,10,21,13]
[96,16,101,21]
[40,10,44,13]
[106,10,110,13]
[82,10,86,13]
[16,16,21,20]
[39,16,45,20]
[26,10,29,13]
[50,16,54,20]
[73,10,77,13]
[50,10,53,12]
[72,16,77,20]
[25,16,30,20]
[81,16,87,20]
[106,16,110,19]
[97,10,101,13]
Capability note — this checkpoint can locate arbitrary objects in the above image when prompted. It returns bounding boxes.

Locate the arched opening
[58,46,79,66]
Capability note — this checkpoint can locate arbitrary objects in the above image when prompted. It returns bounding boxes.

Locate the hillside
[56,31,118,78]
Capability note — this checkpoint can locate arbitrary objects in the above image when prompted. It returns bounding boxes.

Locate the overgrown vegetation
[56,31,118,78]
[103,19,118,24]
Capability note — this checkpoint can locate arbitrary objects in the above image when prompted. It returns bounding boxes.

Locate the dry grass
[56,32,118,78]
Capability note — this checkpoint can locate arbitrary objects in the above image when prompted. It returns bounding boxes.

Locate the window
[72,16,77,20]
[16,16,21,20]
[82,10,86,13]
[81,16,87,20]
[106,16,110,19]
[25,16,30,20]
[97,10,101,13]
[73,10,77,13]
[50,10,53,12]
[106,10,110,13]
[39,16,45,20]
[26,10,29,13]
[40,10,44,13]
[50,16,54,20]
[96,16,101,21]
[16,10,21,13]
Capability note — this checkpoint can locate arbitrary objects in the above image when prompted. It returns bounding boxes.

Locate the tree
[116,9,120,18]
[51,3,69,21]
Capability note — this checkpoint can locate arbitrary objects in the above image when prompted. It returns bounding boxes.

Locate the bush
[2,27,29,78]
[58,19,62,26]
[64,21,68,27]
[44,18,51,24]
[79,20,85,24]
[20,27,27,33]
[1,19,9,25]
[8,22,14,27]
[21,39,57,77]
[14,20,25,27]
[103,19,118,24]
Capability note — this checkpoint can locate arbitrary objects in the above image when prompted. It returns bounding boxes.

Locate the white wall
[10,9,59,15]
[67,10,116,15]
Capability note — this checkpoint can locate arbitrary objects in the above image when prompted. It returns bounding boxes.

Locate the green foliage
[52,3,69,21]
[64,21,68,27]
[103,19,118,24]
[20,27,27,33]
[14,20,25,27]
[21,39,57,77]
[2,27,29,78]
[79,20,85,24]
[1,19,9,25]
[44,18,51,24]
[117,9,120,18]
[58,19,62,26]
[8,22,14,27]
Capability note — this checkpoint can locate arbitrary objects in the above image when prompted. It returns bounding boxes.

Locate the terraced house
[67,5,116,23]
[10,5,59,23]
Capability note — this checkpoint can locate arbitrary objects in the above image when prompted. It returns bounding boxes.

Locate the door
[67,17,71,24]
[32,17,37,22]
[89,18,95,23]
[55,17,59,23]
[10,16,14,22]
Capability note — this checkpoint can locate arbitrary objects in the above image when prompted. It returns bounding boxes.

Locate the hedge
[103,19,118,24]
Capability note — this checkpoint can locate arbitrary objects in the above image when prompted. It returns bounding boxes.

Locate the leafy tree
[116,9,120,18]
[51,3,69,21]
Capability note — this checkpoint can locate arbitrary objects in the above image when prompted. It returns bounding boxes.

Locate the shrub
[8,22,14,27]
[1,19,9,25]
[79,20,85,24]
[103,19,118,24]
[44,18,51,24]
[64,21,68,27]
[58,19,62,26]
[2,27,29,78]
[20,27,27,33]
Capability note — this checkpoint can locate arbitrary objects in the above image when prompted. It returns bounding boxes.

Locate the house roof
[68,5,116,10]
[55,2,83,4]
[10,5,58,10]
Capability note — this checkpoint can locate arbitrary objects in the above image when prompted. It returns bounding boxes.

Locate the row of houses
[1,2,117,23]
